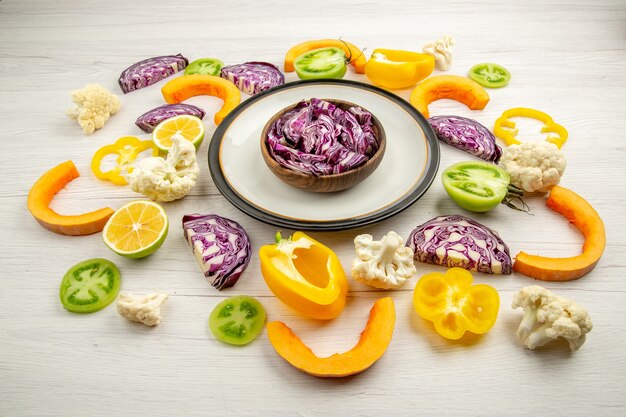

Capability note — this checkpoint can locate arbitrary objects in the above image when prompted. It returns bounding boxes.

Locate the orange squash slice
[267,297,395,378]
[161,75,241,125]
[27,161,114,236]
[284,39,367,74]
[409,75,490,118]
[513,186,606,281]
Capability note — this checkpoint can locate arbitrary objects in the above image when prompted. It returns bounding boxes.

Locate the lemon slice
[102,201,168,258]
[152,115,205,152]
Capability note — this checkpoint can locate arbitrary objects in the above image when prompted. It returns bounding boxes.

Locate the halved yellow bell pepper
[413,268,499,339]
[259,232,348,320]
[365,49,435,90]
[91,136,158,185]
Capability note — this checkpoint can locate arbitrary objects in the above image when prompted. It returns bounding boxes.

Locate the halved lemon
[152,115,205,152]
[102,201,168,259]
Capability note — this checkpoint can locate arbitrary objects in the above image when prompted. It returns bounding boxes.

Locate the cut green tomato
[59,258,121,314]
[209,296,266,345]
[442,161,511,212]
[185,58,224,76]
[294,47,347,80]
[469,63,511,88]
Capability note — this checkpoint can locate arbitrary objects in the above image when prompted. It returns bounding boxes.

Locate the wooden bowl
[260,99,386,193]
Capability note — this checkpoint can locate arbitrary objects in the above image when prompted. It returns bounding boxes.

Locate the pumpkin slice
[27,161,114,236]
[409,75,490,118]
[284,39,367,74]
[267,297,395,378]
[513,186,606,281]
[161,75,241,125]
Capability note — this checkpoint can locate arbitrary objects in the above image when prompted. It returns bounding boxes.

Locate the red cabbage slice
[135,104,205,133]
[406,214,512,274]
[118,54,188,94]
[182,214,251,290]
[428,115,502,163]
[220,61,284,95]
[265,98,379,176]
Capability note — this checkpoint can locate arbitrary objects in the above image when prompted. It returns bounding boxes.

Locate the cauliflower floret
[499,141,567,193]
[422,36,455,71]
[66,84,120,134]
[511,285,592,351]
[351,231,416,289]
[117,292,168,326]
[127,136,199,202]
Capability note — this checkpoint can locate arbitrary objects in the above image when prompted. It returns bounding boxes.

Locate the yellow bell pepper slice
[413,268,500,339]
[365,49,435,90]
[259,231,348,320]
[493,107,568,148]
[91,136,158,185]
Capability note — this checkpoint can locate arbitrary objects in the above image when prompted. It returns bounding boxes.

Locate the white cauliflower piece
[117,292,168,326]
[351,231,416,289]
[512,285,592,351]
[499,141,567,193]
[127,136,199,202]
[66,84,120,134]
[422,36,455,71]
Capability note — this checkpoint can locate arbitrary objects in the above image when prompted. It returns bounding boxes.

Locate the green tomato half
[209,295,266,346]
[442,161,511,212]
[294,47,347,80]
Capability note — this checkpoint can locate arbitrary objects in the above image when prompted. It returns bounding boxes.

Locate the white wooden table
[1,1,625,416]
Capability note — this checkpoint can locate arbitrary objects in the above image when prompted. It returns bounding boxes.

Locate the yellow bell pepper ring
[365,49,435,90]
[493,107,568,148]
[413,268,500,340]
[91,136,158,185]
[259,231,349,320]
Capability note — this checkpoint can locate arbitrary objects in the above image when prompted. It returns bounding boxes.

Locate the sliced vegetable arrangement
[32,38,605,383]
